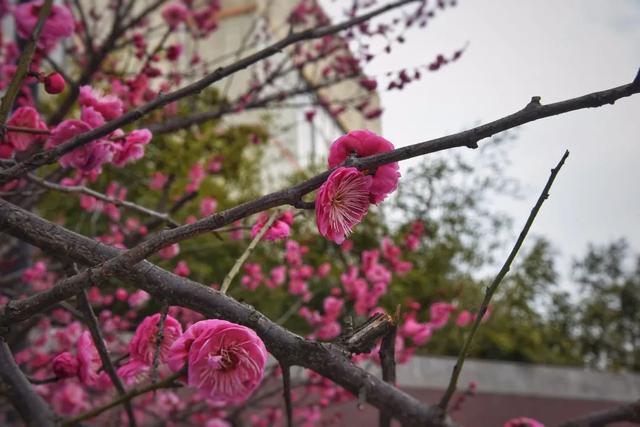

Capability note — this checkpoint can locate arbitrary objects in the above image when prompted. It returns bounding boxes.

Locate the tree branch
[438,150,570,412]
[0,0,53,135]
[557,400,640,427]
[77,288,136,427]
[0,339,56,427]
[0,0,421,184]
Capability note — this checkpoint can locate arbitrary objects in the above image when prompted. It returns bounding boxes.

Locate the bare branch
[220,209,280,294]
[60,368,186,426]
[438,150,571,412]
[26,173,180,227]
[77,288,137,427]
[0,339,56,427]
[557,400,640,427]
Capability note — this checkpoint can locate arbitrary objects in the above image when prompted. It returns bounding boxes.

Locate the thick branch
[438,150,570,412]
[0,0,420,184]
[0,339,56,427]
[0,200,442,427]
[557,400,640,427]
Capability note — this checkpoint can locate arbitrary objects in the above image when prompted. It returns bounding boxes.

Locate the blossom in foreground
[129,313,183,365]
[504,417,545,427]
[251,210,294,241]
[168,319,267,404]
[14,1,75,51]
[316,167,372,244]
[76,331,111,389]
[5,106,48,151]
[328,129,400,203]
[51,352,79,378]
[47,118,112,171]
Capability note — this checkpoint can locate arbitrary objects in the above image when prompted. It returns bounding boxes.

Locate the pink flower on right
[316,130,400,243]
[328,129,400,204]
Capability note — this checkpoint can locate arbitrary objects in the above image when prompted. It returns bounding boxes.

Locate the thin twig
[77,288,137,427]
[27,173,180,227]
[0,0,53,135]
[220,209,280,294]
[150,302,169,383]
[60,368,186,426]
[281,361,293,427]
[557,399,640,427]
[438,150,571,412]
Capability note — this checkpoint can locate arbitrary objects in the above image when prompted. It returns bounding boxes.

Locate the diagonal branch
[557,399,640,427]
[220,209,280,294]
[0,339,56,427]
[0,0,421,184]
[0,80,636,327]
[77,288,137,427]
[438,150,571,412]
[0,200,442,427]
[0,0,53,134]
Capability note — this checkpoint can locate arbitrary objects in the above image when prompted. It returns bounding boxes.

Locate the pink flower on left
[13,1,75,52]
[168,319,267,404]
[3,107,47,155]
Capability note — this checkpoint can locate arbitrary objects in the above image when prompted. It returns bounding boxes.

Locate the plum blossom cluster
[46,86,152,172]
[316,130,400,244]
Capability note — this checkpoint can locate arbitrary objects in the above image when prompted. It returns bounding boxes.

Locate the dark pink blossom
[47,119,112,171]
[251,210,294,241]
[315,167,372,244]
[44,72,65,94]
[14,1,74,51]
[129,313,183,365]
[167,319,267,404]
[51,352,79,378]
[456,310,472,327]
[78,85,124,120]
[5,106,47,151]
[162,1,189,28]
[328,130,400,203]
[112,129,152,167]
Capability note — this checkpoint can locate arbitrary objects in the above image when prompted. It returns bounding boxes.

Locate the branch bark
[0,339,56,427]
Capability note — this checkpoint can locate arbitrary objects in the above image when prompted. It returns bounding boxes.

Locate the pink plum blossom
[315,167,372,244]
[159,243,180,259]
[429,302,456,330]
[5,106,47,151]
[50,382,89,415]
[129,313,183,365]
[328,130,400,203]
[162,1,190,28]
[51,352,79,378]
[168,319,267,404]
[200,197,218,216]
[78,85,124,120]
[149,172,168,190]
[44,72,65,94]
[456,310,472,327]
[112,129,152,167]
[76,331,111,389]
[251,210,294,241]
[117,360,151,386]
[174,260,191,277]
[14,1,74,52]
[47,118,112,171]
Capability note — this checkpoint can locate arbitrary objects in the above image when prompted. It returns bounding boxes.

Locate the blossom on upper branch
[251,210,294,241]
[3,106,47,154]
[328,129,400,203]
[14,1,74,52]
[168,319,267,404]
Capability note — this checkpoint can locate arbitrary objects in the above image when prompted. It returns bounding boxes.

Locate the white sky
[359,0,640,280]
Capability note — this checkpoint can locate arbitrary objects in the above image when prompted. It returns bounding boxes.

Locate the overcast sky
[357,0,640,282]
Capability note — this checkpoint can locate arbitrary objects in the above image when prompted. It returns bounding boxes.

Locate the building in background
[195,0,382,186]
